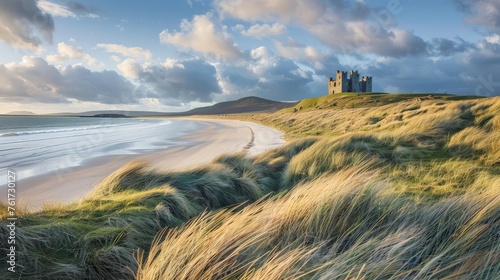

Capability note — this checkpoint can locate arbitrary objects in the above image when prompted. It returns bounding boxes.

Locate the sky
[0,0,499,114]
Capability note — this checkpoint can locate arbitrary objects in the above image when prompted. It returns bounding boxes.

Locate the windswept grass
[280,92,481,113]
[1,94,499,279]
[233,95,490,139]
[137,167,500,279]
[226,96,500,197]
[0,143,315,279]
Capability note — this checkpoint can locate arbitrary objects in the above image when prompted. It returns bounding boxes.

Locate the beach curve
[13,119,284,211]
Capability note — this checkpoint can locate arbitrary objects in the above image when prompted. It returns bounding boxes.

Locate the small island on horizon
[5,111,36,116]
[82,113,131,118]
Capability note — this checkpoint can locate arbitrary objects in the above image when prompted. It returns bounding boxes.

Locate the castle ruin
[328,70,372,94]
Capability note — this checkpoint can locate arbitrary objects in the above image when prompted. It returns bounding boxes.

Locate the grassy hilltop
[1,93,499,279]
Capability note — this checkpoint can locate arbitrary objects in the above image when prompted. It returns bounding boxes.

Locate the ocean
[0,116,202,185]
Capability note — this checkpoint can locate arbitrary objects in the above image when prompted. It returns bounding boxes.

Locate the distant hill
[6,111,36,115]
[51,97,297,117]
[172,96,298,116]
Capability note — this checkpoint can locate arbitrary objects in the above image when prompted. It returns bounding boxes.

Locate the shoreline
[9,119,284,211]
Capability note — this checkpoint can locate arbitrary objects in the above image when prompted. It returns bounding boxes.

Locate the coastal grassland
[138,168,499,279]
[280,92,482,113]
[1,94,499,279]
[227,95,500,198]
[0,145,313,279]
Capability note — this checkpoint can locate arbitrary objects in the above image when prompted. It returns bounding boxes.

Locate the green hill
[283,92,483,113]
[175,96,298,115]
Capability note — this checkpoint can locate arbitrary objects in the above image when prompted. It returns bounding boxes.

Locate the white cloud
[274,43,301,59]
[485,34,500,44]
[0,0,54,51]
[241,23,287,38]
[97,43,152,60]
[216,0,325,24]
[38,1,99,19]
[159,14,243,61]
[275,40,326,61]
[163,58,185,69]
[187,0,204,8]
[308,10,427,57]
[86,13,99,19]
[304,46,323,61]
[56,42,85,59]
[37,0,77,18]
[232,24,245,32]
[111,55,122,62]
[117,58,141,79]
[46,42,104,67]
[248,46,274,75]
[273,40,341,75]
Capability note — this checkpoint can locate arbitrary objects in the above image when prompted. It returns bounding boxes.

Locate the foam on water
[0,117,200,185]
[0,123,135,137]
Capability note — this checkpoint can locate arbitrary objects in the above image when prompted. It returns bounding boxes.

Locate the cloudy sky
[0,0,499,113]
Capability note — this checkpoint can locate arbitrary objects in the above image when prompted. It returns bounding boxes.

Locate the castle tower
[360,76,372,92]
[349,70,360,93]
[328,70,348,95]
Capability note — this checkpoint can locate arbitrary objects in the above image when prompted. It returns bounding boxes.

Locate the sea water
[0,116,202,185]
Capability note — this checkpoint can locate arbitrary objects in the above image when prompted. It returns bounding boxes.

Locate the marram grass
[137,167,499,279]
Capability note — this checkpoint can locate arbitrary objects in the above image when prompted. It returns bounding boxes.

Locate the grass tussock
[1,94,499,279]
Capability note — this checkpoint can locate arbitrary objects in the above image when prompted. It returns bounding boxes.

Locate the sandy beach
[13,119,284,211]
